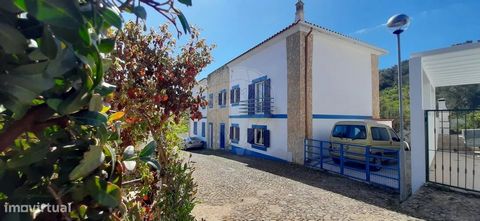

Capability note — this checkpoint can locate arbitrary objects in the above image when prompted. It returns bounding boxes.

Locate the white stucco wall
[229,38,288,116]
[409,57,426,194]
[229,119,291,161]
[310,31,376,141]
[189,79,208,141]
[189,119,207,141]
[226,37,290,161]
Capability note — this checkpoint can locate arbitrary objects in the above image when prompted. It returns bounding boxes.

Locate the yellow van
[328,121,402,170]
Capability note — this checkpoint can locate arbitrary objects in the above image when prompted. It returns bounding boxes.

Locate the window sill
[231,139,239,144]
[231,103,239,107]
[220,105,226,108]
[251,144,267,151]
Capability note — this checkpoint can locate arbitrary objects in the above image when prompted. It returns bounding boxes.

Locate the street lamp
[387,13,410,201]
[387,14,410,148]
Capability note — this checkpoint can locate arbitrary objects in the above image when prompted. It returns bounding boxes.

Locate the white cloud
[352,23,386,35]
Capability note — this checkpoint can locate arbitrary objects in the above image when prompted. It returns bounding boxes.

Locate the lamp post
[387,13,410,201]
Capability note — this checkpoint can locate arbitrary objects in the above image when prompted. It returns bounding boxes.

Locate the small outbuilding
[409,41,480,194]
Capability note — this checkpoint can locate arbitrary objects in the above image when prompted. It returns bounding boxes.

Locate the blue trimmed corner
[230,145,286,163]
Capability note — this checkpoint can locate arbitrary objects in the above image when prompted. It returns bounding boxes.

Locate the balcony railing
[236,98,275,115]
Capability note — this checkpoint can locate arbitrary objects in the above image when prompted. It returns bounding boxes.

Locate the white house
[189,0,387,164]
[189,78,207,141]
[409,41,480,194]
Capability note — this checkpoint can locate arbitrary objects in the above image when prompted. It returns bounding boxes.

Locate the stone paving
[189,149,480,221]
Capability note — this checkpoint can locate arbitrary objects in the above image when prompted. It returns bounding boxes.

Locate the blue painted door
[220,123,225,149]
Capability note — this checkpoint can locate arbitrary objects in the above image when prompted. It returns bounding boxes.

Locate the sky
[137,0,480,80]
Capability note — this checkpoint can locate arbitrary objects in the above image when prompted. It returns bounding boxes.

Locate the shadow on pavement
[187,148,480,221]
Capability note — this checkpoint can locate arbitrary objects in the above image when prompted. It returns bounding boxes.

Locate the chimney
[437,98,447,110]
[295,0,304,22]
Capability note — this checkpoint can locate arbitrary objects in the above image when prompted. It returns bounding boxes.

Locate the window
[230,86,240,105]
[218,90,227,107]
[248,77,271,115]
[254,128,264,145]
[193,122,198,135]
[208,94,213,108]
[201,96,206,109]
[389,128,400,142]
[332,125,366,140]
[230,124,240,143]
[254,81,265,113]
[247,125,270,150]
[201,122,206,137]
[371,127,390,141]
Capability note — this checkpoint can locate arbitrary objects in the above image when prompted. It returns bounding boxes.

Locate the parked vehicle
[328,121,402,171]
[183,137,206,150]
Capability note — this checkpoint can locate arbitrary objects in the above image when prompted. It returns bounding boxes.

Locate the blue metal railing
[304,139,401,192]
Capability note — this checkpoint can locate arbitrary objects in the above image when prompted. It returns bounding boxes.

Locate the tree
[0,0,197,220]
[105,21,213,220]
[380,85,410,132]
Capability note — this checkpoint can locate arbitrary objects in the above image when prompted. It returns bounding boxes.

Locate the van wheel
[370,153,383,172]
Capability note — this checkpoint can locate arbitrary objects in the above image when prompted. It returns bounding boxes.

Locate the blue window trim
[251,124,267,151]
[230,114,287,119]
[193,122,198,135]
[231,123,239,143]
[231,85,240,107]
[251,144,267,151]
[251,75,268,84]
[219,89,227,108]
[229,114,371,119]
[252,124,267,129]
[201,122,205,137]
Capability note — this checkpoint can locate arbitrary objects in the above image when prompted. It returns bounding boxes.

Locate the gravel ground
[189,149,480,221]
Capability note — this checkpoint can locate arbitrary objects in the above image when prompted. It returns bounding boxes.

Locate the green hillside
[379,60,480,131]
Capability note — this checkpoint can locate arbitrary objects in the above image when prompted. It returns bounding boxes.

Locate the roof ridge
[206,20,386,78]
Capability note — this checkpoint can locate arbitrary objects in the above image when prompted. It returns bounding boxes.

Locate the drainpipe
[305,27,313,139]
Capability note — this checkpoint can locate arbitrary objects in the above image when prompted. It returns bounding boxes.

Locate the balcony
[236,98,275,115]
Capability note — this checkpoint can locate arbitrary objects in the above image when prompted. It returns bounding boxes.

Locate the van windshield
[332,125,366,140]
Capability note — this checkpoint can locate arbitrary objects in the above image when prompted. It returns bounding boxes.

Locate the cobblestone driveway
[189,149,480,221]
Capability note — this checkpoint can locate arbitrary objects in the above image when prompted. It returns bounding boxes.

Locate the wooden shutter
[248,84,255,115]
[230,89,234,104]
[263,129,270,147]
[236,127,240,141]
[264,79,271,115]
[247,128,254,144]
[229,126,233,139]
[235,88,240,104]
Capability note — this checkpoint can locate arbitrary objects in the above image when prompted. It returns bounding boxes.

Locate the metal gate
[425,109,480,192]
[304,139,401,191]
